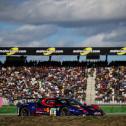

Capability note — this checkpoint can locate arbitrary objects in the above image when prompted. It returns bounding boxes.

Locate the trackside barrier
[95,101,126,105]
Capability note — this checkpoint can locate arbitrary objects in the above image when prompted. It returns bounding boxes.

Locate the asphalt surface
[0,115,126,126]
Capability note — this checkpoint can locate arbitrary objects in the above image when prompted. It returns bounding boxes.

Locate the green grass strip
[0,105,17,114]
[0,105,126,114]
[100,105,126,113]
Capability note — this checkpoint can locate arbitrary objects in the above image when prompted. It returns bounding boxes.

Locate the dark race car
[17,98,104,116]
[73,100,105,116]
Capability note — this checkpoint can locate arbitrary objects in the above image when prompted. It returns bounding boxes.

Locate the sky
[0,0,126,47]
[0,0,126,61]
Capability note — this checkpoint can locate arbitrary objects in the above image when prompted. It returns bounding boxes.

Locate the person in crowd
[0,66,87,103]
[95,66,126,103]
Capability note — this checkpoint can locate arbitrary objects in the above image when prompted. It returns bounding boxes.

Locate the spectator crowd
[95,66,126,103]
[0,66,87,103]
[0,59,126,104]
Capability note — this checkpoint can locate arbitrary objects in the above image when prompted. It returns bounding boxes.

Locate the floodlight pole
[105,54,108,62]
[77,55,80,61]
[49,55,52,61]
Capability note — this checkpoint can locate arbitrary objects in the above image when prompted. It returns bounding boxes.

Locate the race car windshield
[68,99,82,106]
[58,99,67,104]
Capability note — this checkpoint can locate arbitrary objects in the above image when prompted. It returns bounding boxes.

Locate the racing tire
[19,107,30,116]
[94,110,105,116]
[60,107,70,116]
[100,110,105,116]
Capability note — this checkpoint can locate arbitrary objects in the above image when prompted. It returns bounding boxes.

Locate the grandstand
[0,47,126,105]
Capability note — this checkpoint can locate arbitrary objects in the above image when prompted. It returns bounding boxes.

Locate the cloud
[0,24,58,46]
[55,25,126,47]
[82,32,126,47]
[0,0,126,26]
[71,22,126,36]
[0,0,126,47]
[0,23,126,47]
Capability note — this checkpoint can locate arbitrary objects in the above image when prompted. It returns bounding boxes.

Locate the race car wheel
[100,110,105,116]
[94,110,105,116]
[19,107,30,116]
[60,107,70,116]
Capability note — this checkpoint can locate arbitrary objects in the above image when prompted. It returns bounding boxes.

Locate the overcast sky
[0,0,126,47]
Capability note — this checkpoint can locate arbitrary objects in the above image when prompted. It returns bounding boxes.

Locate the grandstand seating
[0,60,126,105]
[0,66,87,104]
[95,67,126,104]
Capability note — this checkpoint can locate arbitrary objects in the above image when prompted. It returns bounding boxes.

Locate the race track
[0,115,126,126]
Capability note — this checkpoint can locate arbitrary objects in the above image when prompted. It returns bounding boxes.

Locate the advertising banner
[0,47,126,55]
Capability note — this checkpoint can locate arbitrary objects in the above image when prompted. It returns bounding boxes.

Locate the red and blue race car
[17,98,105,116]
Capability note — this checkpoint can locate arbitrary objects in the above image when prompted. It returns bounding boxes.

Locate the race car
[73,100,105,116]
[17,98,104,116]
